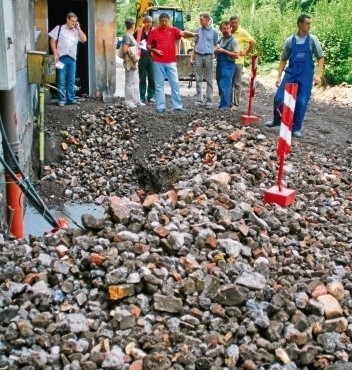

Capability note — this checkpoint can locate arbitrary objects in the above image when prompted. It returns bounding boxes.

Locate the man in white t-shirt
[49,12,87,106]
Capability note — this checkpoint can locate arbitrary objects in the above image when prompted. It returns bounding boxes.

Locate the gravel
[1,87,352,369]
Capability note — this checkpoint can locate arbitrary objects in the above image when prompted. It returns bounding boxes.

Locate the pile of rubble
[0,103,351,369]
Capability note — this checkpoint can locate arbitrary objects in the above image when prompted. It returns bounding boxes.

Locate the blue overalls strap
[221,37,234,50]
[287,34,313,78]
[289,34,311,64]
[217,37,234,63]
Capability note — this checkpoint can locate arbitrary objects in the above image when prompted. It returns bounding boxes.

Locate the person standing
[122,17,145,108]
[134,15,155,103]
[215,21,239,110]
[49,12,87,106]
[147,12,197,113]
[265,14,324,138]
[190,12,218,110]
[229,16,256,110]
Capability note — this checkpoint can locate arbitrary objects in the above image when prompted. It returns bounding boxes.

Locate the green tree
[116,0,136,36]
[212,0,231,24]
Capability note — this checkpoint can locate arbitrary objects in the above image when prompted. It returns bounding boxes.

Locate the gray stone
[224,344,240,368]
[167,231,184,251]
[218,238,242,258]
[113,308,136,330]
[106,267,129,285]
[66,313,89,333]
[248,211,270,230]
[236,271,266,290]
[254,311,271,329]
[31,280,53,296]
[299,344,322,365]
[143,351,171,370]
[81,214,105,230]
[101,346,124,369]
[294,292,309,309]
[317,332,348,353]
[153,294,183,313]
[117,230,140,243]
[214,284,246,306]
[52,260,71,275]
[306,299,325,316]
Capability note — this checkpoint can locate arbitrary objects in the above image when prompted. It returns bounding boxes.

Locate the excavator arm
[135,0,195,81]
[136,0,154,28]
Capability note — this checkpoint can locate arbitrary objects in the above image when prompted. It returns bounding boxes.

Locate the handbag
[117,43,124,59]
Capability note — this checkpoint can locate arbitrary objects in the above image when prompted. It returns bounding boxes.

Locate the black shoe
[265,120,280,128]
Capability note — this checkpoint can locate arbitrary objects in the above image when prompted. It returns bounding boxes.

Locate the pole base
[240,115,259,125]
[264,186,296,207]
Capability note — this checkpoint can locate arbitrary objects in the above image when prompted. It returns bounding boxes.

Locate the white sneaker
[124,101,137,108]
[292,130,302,138]
[136,101,146,107]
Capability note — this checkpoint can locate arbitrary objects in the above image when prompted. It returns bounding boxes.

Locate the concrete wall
[13,0,36,171]
[0,132,4,228]
[0,1,36,232]
[95,0,117,94]
[34,0,49,53]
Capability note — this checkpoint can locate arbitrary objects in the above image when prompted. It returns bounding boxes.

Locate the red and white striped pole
[264,83,298,206]
[241,55,259,125]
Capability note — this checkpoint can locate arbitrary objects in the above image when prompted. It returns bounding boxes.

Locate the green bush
[116,0,352,84]
[226,0,352,85]
[312,0,352,84]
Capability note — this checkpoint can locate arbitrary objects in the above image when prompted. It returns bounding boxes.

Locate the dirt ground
[36,64,352,205]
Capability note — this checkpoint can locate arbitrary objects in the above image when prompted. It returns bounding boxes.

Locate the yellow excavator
[136,0,194,80]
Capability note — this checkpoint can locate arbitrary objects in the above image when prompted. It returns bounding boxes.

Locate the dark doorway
[48,0,89,96]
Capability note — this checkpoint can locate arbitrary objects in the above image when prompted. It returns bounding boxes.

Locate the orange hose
[5,173,24,239]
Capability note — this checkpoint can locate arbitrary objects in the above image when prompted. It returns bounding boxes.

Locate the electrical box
[0,0,16,90]
[27,51,56,84]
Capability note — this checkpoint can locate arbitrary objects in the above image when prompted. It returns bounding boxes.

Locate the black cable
[0,115,47,209]
[0,117,59,228]
[0,154,59,228]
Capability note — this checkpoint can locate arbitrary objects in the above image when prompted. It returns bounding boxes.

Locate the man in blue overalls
[265,14,324,137]
[215,21,239,110]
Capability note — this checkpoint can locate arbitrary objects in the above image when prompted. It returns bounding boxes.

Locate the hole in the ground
[134,163,182,193]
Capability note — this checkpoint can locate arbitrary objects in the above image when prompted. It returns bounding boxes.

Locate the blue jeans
[153,62,183,110]
[216,60,235,109]
[57,55,76,104]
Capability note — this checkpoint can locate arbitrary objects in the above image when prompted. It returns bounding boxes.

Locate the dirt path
[38,62,352,205]
[115,56,352,152]
[253,75,352,153]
